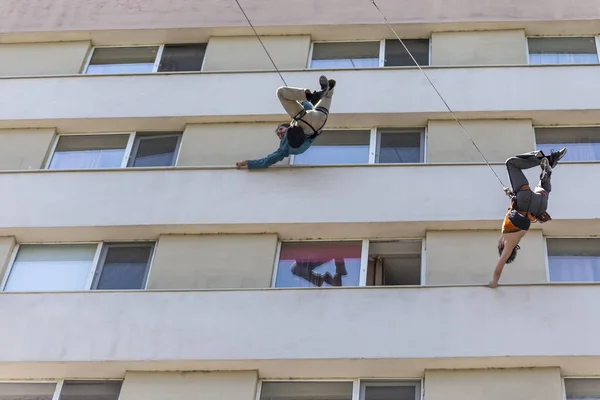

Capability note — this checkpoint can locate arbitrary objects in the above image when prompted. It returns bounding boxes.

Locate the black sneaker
[546,147,567,168]
[539,157,551,182]
[309,75,332,106]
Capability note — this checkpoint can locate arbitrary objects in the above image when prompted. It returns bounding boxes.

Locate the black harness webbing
[291,107,329,140]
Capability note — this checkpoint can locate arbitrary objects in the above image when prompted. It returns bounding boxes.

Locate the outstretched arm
[237,148,287,170]
[488,233,521,288]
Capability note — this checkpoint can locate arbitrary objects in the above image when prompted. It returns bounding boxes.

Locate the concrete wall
[425,230,547,285]
[426,120,534,163]
[203,36,310,71]
[431,30,527,66]
[0,237,16,284]
[2,0,600,35]
[0,128,55,170]
[2,67,600,126]
[0,164,593,232]
[177,123,288,167]
[1,286,600,363]
[424,368,563,400]
[0,42,90,76]
[147,234,278,289]
[118,371,257,400]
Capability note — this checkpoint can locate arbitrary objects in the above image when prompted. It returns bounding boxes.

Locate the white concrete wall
[1,66,599,124]
[0,286,599,363]
[0,42,90,76]
[119,371,257,400]
[424,368,563,400]
[0,163,592,230]
[431,30,527,66]
[203,36,310,71]
[0,128,56,170]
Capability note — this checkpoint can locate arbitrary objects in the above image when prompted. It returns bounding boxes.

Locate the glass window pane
[0,383,56,400]
[59,381,122,400]
[384,39,429,66]
[311,42,380,68]
[364,386,416,400]
[260,382,353,400]
[130,134,181,167]
[528,37,598,65]
[565,379,600,400]
[86,47,158,74]
[49,135,129,170]
[94,245,153,290]
[293,130,370,165]
[547,239,600,283]
[158,44,206,72]
[536,127,600,161]
[377,130,422,163]
[275,242,362,288]
[4,245,97,292]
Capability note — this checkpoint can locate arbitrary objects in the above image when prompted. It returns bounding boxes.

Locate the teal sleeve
[247,148,288,169]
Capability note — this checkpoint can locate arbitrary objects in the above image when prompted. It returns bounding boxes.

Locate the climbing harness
[368,0,507,189]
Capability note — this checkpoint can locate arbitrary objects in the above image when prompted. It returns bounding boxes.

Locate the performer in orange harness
[488,148,567,288]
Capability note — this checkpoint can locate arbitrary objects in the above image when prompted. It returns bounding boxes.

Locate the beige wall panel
[147,234,278,289]
[0,128,55,170]
[427,119,534,163]
[203,36,310,71]
[431,30,527,65]
[426,230,547,285]
[0,42,90,76]
[0,237,16,284]
[119,371,258,400]
[178,123,289,167]
[424,368,563,400]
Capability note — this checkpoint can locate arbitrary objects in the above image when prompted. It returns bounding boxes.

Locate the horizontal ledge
[1,281,599,296]
[0,63,598,80]
[0,160,597,174]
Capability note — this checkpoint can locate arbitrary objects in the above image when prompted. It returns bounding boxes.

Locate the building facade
[0,0,599,399]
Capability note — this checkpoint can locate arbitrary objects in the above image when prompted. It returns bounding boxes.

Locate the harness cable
[369,0,507,190]
[232,0,288,86]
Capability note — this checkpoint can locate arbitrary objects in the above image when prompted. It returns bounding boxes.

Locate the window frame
[271,238,425,288]
[45,131,183,170]
[0,379,124,400]
[289,127,427,166]
[543,236,600,284]
[255,378,424,400]
[0,241,156,292]
[533,124,600,163]
[307,39,431,69]
[82,43,208,74]
[525,35,600,65]
[561,377,600,400]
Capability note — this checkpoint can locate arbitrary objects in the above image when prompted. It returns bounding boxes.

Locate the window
[564,378,600,400]
[528,37,599,65]
[0,381,122,400]
[274,242,363,288]
[258,381,422,400]
[367,240,422,286]
[293,130,371,165]
[292,128,425,166]
[84,44,207,74]
[2,243,154,292]
[260,382,353,400]
[375,129,424,163]
[311,42,380,69]
[309,40,429,69]
[547,238,600,283]
[47,132,182,170]
[360,381,422,400]
[535,127,600,161]
[384,39,429,67]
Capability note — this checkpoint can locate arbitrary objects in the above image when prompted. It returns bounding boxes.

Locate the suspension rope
[369,0,507,189]
[232,0,289,86]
